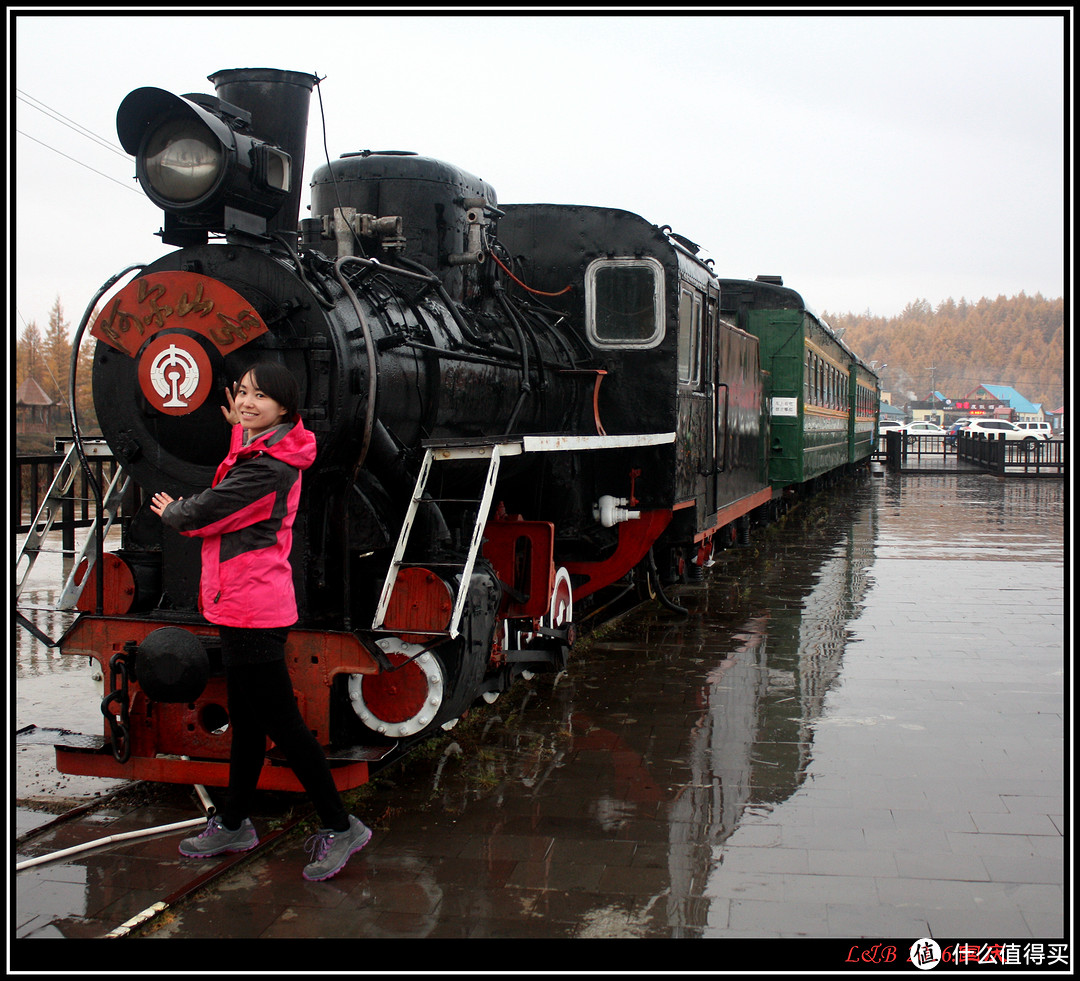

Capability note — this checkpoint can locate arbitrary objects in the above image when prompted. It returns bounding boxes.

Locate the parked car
[944,421,970,446]
[1015,421,1054,438]
[876,420,903,447]
[962,419,1049,444]
[896,421,946,443]
[898,421,946,434]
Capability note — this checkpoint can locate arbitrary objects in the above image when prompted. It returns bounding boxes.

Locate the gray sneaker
[302,815,372,881]
[179,816,258,857]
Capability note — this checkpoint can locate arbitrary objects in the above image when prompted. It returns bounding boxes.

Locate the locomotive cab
[496,204,772,583]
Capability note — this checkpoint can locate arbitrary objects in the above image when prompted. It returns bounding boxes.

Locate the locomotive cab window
[678,287,703,385]
[585,257,665,349]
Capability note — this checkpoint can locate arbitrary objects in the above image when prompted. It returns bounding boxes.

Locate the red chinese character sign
[90,272,269,416]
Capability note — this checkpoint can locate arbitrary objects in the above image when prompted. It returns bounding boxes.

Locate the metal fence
[884,431,951,470]
[15,443,133,550]
[883,430,1066,477]
[957,432,1066,477]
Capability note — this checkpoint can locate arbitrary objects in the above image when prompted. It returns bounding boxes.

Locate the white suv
[1015,421,1054,437]
[963,419,1050,443]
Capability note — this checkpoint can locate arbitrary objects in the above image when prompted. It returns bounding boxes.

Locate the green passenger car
[717,276,880,491]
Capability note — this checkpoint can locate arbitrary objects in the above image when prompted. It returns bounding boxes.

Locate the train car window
[585,257,665,348]
[678,287,702,385]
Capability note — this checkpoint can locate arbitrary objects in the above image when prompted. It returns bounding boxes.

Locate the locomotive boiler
[44,67,878,794]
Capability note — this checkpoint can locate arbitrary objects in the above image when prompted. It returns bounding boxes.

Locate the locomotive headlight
[142,116,225,203]
[117,85,292,246]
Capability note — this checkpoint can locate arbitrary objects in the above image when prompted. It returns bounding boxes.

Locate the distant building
[909,391,950,425]
[965,384,1044,424]
[879,402,904,424]
[907,390,1009,425]
[16,376,61,435]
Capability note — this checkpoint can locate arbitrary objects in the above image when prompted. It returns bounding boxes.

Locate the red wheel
[348,640,445,738]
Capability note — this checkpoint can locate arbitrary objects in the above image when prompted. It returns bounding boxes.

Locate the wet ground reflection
[324,477,882,938]
[17,470,1064,940]
[15,533,130,801]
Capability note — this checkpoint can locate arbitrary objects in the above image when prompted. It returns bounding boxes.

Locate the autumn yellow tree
[16,295,101,442]
[825,292,1064,410]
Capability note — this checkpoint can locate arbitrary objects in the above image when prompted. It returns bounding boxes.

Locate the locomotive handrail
[334,255,381,632]
[701,382,729,477]
[334,256,379,471]
[67,263,145,617]
[338,253,434,285]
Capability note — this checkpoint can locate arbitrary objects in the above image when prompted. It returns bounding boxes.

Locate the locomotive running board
[371,432,676,639]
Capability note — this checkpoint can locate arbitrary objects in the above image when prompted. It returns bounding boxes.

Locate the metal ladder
[372,441,515,640]
[371,431,680,640]
[15,439,130,609]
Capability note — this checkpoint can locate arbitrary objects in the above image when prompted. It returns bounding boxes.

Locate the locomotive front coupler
[100,642,137,764]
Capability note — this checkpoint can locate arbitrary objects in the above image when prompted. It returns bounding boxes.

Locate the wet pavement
[12,467,1066,959]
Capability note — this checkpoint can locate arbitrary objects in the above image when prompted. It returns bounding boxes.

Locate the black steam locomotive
[52,68,879,791]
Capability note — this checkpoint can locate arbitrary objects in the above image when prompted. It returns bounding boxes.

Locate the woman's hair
[242,362,301,423]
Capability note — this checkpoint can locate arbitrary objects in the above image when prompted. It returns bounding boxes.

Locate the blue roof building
[966,384,1043,421]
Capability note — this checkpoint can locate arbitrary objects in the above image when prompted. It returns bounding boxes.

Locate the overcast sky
[10,9,1068,339]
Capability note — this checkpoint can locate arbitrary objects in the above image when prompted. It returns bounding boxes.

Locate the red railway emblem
[90,271,269,415]
[136,332,214,416]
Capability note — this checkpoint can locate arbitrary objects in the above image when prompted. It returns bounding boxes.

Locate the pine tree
[42,296,72,408]
[17,318,43,385]
[73,338,100,435]
[16,296,101,439]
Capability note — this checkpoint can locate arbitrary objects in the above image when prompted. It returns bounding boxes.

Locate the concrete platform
[13,470,1066,965]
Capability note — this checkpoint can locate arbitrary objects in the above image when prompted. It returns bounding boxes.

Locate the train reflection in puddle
[372,478,878,937]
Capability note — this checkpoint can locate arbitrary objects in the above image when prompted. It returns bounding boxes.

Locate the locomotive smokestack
[208,68,317,243]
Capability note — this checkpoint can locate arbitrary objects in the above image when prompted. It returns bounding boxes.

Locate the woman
[150,362,371,882]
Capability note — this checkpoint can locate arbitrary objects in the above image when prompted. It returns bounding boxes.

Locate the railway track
[15,781,314,939]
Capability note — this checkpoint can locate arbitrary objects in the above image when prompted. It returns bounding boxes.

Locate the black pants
[217,627,349,832]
